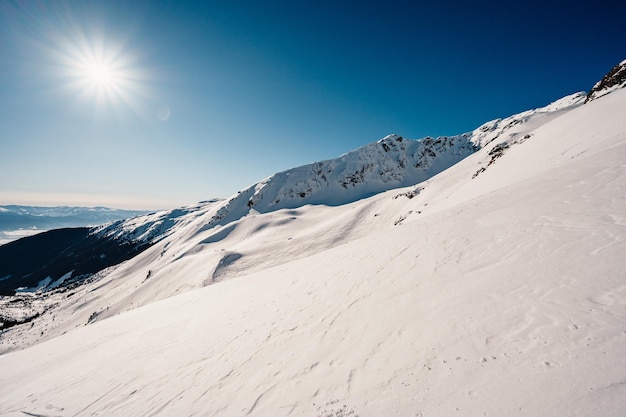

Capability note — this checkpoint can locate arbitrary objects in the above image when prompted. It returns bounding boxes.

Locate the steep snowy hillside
[0,79,625,416]
[0,201,224,297]
[0,93,584,299]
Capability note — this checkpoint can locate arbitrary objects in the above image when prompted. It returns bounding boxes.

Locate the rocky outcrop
[585,60,626,103]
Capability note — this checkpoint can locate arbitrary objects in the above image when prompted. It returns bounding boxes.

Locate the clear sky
[1,0,624,209]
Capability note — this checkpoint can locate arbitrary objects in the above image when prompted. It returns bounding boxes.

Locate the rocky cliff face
[586,59,626,102]
[242,132,479,212]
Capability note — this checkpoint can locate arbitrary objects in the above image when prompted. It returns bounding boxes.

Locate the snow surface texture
[1,88,625,416]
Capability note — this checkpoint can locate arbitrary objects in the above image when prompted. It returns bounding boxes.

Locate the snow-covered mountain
[1,62,625,416]
[97,91,585,246]
[0,91,584,297]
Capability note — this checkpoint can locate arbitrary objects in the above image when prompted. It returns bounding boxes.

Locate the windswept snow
[0,87,625,416]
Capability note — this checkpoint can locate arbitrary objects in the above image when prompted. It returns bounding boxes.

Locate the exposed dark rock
[0,312,41,330]
[586,60,626,103]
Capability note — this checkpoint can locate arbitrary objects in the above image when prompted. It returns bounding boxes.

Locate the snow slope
[0,87,625,416]
[0,92,587,341]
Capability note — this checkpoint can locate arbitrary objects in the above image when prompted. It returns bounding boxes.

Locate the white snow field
[1,87,625,416]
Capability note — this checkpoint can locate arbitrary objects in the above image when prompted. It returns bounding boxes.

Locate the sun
[77,56,124,94]
[86,63,115,86]
[52,30,144,110]
[18,2,147,115]
[63,44,138,108]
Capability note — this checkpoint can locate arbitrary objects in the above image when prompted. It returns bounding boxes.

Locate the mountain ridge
[96,91,586,248]
[0,91,589,297]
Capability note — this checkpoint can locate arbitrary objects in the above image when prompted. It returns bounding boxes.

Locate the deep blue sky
[1,0,624,209]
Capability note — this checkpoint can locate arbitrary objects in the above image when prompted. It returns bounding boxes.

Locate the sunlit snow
[0,88,625,416]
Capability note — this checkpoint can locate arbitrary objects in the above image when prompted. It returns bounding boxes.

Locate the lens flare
[60,37,144,111]
[23,5,150,115]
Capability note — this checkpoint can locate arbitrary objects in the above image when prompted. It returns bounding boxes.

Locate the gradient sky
[1,0,625,209]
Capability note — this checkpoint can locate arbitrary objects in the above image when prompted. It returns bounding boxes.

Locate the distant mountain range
[0,205,151,245]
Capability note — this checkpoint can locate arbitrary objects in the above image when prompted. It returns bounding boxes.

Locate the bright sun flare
[86,63,114,86]
[70,51,137,107]
[33,4,145,112]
